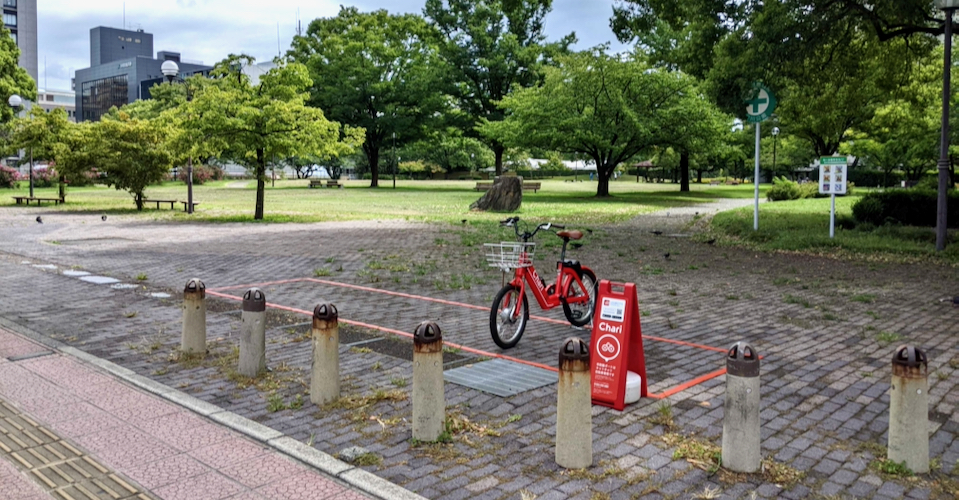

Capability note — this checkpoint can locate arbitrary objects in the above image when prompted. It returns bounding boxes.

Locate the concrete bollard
[722,341,761,473]
[888,345,929,473]
[181,278,207,355]
[555,337,592,469]
[412,321,445,442]
[238,288,267,378]
[310,303,339,405]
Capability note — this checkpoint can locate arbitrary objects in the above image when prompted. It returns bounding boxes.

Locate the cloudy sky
[36,0,631,92]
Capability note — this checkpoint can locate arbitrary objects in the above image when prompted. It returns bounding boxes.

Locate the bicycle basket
[484,242,535,270]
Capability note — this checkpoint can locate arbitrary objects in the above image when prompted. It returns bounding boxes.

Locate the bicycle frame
[508,254,590,311]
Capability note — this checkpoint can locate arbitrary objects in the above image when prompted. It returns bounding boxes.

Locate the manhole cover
[444,358,557,397]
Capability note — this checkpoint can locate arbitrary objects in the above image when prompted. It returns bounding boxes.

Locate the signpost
[590,280,647,411]
[819,157,848,238]
[745,83,778,231]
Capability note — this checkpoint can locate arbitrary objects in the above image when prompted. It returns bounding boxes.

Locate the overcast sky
[36,0,630,92]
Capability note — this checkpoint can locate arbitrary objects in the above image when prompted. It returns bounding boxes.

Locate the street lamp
[936,0,958,251]
[7,94,34,199]
[771,126,780,180]
[161,61,195,214]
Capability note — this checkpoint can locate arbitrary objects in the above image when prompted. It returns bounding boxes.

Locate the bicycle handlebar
[502,217,573,242]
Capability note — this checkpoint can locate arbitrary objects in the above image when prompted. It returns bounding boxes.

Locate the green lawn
[2,178,764,225]
[711,194,959,263]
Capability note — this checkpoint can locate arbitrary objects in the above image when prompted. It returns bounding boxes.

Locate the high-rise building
[3,0,38,88]
[74,27,211,121]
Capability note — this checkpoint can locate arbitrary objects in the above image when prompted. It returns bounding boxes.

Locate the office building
[74,27,211,121]
[3,0,38,88]
[37,89,76,122]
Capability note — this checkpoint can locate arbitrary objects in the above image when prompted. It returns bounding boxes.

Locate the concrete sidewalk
[0,327,419,500]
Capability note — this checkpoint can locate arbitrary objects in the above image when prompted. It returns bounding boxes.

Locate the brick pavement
[0,206,957,499]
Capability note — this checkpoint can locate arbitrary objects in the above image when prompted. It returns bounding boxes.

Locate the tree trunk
[494,144,504,176]
[58,175,65,202]
[680,151,690,192]
[696,169,703,184]
[255,148,265,220]
[595,163,612,197]
[365,145,380,188]
[135,192,143,211]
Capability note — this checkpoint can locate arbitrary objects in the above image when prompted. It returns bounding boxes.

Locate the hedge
[852,188,959,228]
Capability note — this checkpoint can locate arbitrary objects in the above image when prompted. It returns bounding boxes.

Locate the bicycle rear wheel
[563,268,597,327]
[490,284,529,349]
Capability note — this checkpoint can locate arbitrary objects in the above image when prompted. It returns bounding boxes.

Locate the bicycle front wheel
[490,284,529,349]
[563,268,597,327]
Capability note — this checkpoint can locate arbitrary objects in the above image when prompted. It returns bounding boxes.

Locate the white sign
[595,334,621,363]
[819,158,848,195]
[599,298,626,322]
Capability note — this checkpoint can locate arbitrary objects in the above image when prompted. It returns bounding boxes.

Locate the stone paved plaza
[0,203,957,500]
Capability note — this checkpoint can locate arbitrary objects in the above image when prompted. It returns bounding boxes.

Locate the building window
[9,32,15,45]
[3,13,16,27]
[81,75,129,121]
[3,0,16,7]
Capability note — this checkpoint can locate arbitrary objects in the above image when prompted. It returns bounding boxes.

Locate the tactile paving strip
[0,400,155,500]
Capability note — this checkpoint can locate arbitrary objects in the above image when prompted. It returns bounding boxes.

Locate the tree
[482,50,724,196]
[0,25,36,123]
[3,107,72,198]
[289,7,443,188]
[425,0,573,175]
[90,111,173,210]
[404,129,495,174]
[187,55,362,219]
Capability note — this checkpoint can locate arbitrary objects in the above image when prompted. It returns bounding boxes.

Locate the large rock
[470,176,522,212]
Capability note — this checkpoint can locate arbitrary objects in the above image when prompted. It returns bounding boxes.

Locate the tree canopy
[425,0,574,175]
[186,55,362,219]
[0,25,37,123]
[289,7,444,188]
[481,49,727,196]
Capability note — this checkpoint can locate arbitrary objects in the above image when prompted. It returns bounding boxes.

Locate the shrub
[31,168,57,188]
[0,165,21,189]
[176,164,224,185]
[767,176,802,201]
[852,188,959,228]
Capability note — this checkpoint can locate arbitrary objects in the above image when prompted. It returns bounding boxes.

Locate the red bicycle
[485,217,598,349]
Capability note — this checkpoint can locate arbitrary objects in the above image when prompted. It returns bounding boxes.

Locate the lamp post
[7,94,33,199]
[936,0,958,251]
[161,61,195,214]
[772,126,780,180]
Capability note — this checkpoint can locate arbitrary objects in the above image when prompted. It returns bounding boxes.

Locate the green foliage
[767,176,820,202]
[852,189,959,228]
[179,55,363,219]
[0,25,37,124]
[175,164,224,185]
[289,7,442,187]
[425,0,573,173]
[482,49,728,197]
[91,111,174,210]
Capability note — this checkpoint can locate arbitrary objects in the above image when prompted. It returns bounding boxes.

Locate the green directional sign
[820,156,847,165]
[745,83,777,123]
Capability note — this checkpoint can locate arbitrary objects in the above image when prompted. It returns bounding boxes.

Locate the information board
[819,157,848,195]
[590,280,648,411]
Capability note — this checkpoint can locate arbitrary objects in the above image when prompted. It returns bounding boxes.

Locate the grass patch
[783,294,811,308]
[710,195,959,264]
[135,273,148,281]
[650,401,674,429]
[876,331,902,345]
[851,293,876,303]
[4,180,767,226]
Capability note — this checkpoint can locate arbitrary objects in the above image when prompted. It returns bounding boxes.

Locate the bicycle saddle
[557,230,584,241]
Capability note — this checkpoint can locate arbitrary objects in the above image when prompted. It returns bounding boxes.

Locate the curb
[0,316,427,500]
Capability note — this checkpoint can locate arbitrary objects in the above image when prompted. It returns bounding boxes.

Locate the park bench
[180,201,201,212]
[145,199,178,210]
[326,180,342,188]
[475,182,493,191]
[309,179,324,188]
[12,197,63,206]
[709,181,721,186]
